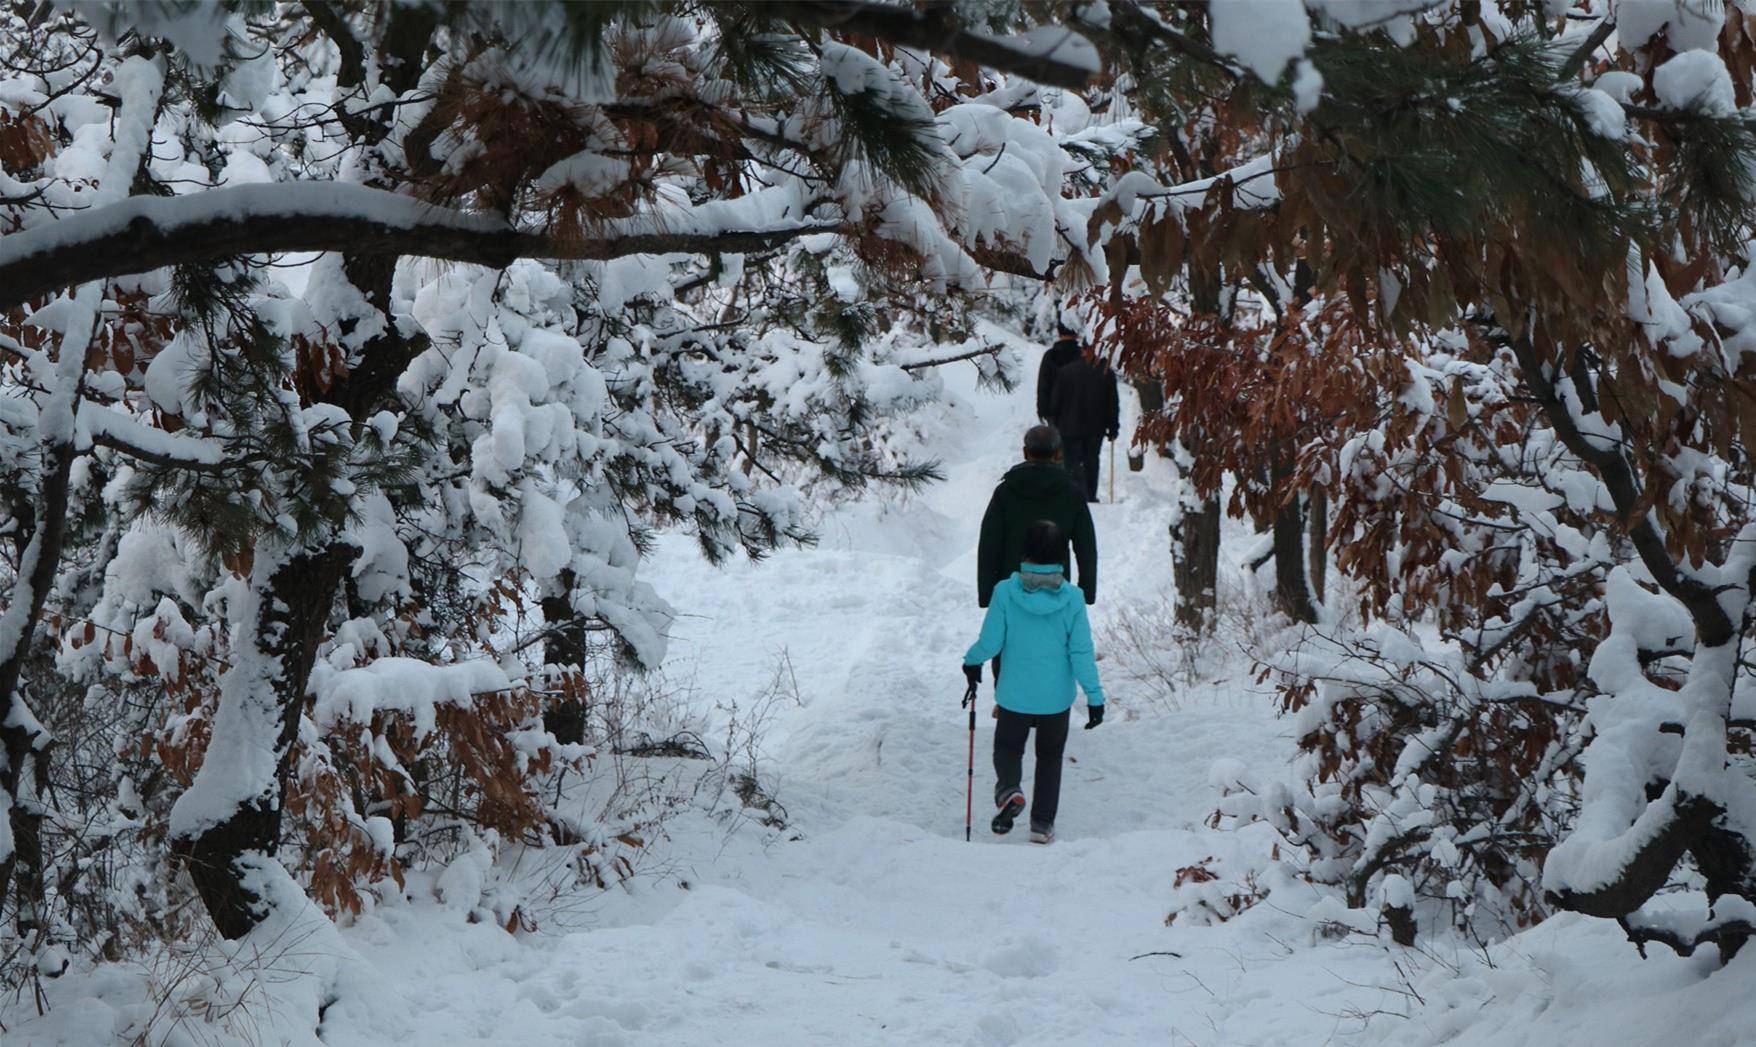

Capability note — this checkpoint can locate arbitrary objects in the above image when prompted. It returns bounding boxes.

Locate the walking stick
[1108,440,1116,503]
[961,680,978,841]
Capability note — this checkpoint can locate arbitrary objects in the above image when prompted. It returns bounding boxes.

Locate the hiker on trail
[977,425,1097,611]
[1048,344,1121,504]
[1035,321,1082,424]
[962,520,1105,844]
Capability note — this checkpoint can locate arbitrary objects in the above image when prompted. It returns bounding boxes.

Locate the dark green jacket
[977,461,1097,607]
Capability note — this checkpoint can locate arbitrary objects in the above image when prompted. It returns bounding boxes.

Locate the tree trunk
[1271,458,1319,624]
[1130,377,1169,468]
[1171,498,1221,631]
[541,569,589,745]
[0,493,67,940]
[0,285,99,935]
[1307,487,1328,606]
[1506,330,1756,956]
[169,9,453,938]
[1383,900,1416,947]
[171,545,353,939]
[0,62,157,938]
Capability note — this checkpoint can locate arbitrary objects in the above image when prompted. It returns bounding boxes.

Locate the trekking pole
[961,680,978,841]
[1108,440,1116,503]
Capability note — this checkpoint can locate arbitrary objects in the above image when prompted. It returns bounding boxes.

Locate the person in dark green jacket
[977,425,1097,609]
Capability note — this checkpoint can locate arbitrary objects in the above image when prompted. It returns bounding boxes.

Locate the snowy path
[27,347,1754,1047]
[316,363,1388,1047]
[318,360,1756,1047]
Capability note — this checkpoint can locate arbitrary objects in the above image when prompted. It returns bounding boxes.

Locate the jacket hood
[1001,460,1074,499]
[1019,562,1065,592]
[1009,565,1078,615]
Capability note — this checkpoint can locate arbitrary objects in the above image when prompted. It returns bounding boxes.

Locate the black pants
[1063,436,1102,502]
[993,707,1070,829]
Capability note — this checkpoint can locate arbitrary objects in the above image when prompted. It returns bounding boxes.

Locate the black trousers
[1063,436,1102,502]
[993,707,1070,829]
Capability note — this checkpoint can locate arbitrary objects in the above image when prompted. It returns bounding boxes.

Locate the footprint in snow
[980,936,1061,978]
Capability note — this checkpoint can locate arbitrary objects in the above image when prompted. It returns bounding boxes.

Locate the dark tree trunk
[541,569,589,745]
[1171,498,1221,631]
[1505,329,1756,955]
[1271,458,1319,624]
[1383,901,1416,947]
[1129,378,1168,470]
[1307,487,1328,606]
[173,11,446,938]
[0,366,84,936]
[172,546,353,939]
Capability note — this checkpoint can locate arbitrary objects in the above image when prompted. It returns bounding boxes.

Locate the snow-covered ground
[18,355,1756,1047]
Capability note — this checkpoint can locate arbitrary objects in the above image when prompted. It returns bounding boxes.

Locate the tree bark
[1171,498,1221,631]
[1545,792,1720,919]
[1505,334,1735,645]
[541,569,589,746]
[0,449,72,939]
[171,545,354,939]
[170,12,453,934]
[1130,377,1169,469]
[1383,900,1416,947]
[0,191,848,316]
[1271,458,1319,624]
[1307,487,1328,606]
[782,1,1098,89]
[1505,328,1756,952]
[0,285,99,936]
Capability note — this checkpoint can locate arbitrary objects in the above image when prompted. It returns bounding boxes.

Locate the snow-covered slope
[19,348,1756,1047]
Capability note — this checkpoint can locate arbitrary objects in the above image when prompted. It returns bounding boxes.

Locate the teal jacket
[964,563,1105,715]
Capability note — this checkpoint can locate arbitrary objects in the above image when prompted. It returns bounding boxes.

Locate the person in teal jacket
[962,520,1105,844]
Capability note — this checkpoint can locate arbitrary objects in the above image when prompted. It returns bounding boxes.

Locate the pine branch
[1103,0,1238,79]
[0,184,846,313]
[779,0,1096,89]
[1556,16,1615,80]
[897,345,1003,371]
[84,420,236,475]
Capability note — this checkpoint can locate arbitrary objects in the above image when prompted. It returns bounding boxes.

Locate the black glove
[1107,429,1119,441]
[1084,704,1104,730]
[963,663,982,688]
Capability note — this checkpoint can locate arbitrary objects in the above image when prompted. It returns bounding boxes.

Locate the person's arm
[1072,497,1097,605]
[1068,601,1104,706]
[1036,351,1057,421]
[965,592,1008,665]
[977,489,1004,608]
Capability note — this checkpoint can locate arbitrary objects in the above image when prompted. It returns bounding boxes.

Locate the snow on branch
[784,0,1099,89]
[79,405,230,472]
[1498,328,1737,646]
[310,657,515,741]
[1088,152,1283,245]
[0,183,845,313]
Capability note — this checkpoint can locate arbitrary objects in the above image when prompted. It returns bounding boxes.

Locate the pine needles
[1300,29,1646,298]
[818,43,950,203]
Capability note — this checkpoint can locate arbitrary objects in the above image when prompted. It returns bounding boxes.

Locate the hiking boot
[1029,824,1055,845]
[991,790,1025,835]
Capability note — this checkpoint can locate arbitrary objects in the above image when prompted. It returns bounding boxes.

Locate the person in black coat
[1049,352,1120,503]
[1035,324,1082,423]
[977,425,1098,609]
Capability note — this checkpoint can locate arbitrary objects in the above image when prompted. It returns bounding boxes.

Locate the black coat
[977,461,1098,607]
[1049,356,1121,440]
[1035,338,1081,421]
